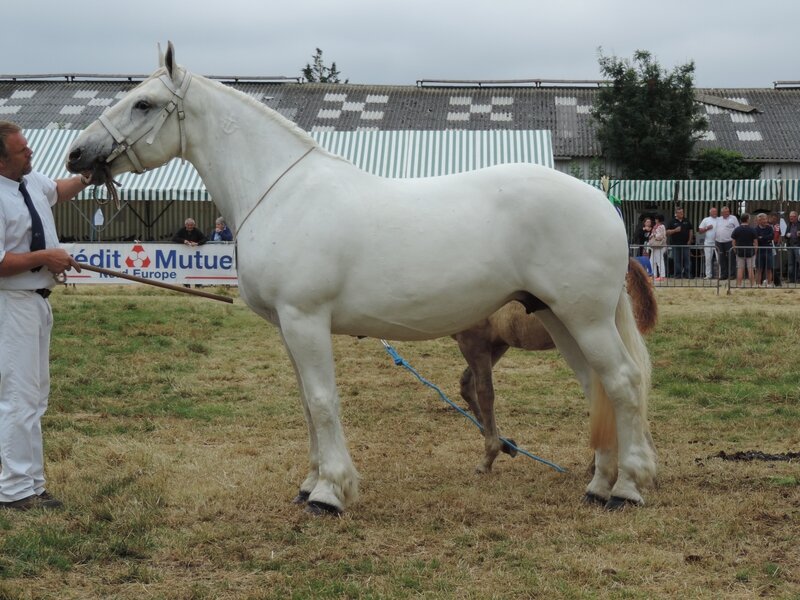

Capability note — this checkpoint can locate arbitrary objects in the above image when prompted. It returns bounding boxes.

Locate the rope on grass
[380,339,566,473]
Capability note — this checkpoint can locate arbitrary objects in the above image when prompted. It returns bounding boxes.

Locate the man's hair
[740,213,750,223]
[0,121,22,161]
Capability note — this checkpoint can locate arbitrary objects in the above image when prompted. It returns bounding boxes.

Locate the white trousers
[0,291,52,502]
[704,245,717,278]
[650,247,667,278]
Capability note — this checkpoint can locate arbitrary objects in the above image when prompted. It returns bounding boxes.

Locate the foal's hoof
[501,438,519,458]
[582,492,608,507]
[292,490,311,505]
[305,500,343,517]
[604,495,643,511]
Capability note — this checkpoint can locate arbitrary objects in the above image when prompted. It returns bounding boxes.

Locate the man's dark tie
[19,181,45,272]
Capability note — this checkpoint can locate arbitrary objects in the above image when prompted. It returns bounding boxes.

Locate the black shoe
[0,492,63,511]
[38,491,64,509]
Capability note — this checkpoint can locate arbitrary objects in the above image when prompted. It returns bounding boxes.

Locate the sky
[3,0,799,88]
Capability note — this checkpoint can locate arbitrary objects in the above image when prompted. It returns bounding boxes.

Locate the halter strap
[99,70,193,173]
[234,147,316,243]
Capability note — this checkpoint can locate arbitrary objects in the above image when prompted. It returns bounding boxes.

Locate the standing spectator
[648,215,668,281]
[666,207,693,278]
[209,217,233,242]
[754,213,774,287]
[715,206,739,281]
[769,213,783,286]
[635,217,653,256]
[172,217,207,246]
[698,207,718,279]
[784,211,800,283]
[731,213,757,288]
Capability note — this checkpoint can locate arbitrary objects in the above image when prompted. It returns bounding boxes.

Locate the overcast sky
[3,0,798,88]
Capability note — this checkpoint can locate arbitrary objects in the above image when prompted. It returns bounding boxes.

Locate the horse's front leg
[279,337,319,505]
[278,308,359,514]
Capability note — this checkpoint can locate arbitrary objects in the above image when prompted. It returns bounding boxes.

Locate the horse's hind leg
[561,305,655,506]
[534,310,618,502]
[455,332,509,473]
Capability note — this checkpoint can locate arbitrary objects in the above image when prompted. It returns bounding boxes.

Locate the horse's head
[66,41,192,183]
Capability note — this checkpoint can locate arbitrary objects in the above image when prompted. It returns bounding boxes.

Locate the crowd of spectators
[634,206,799,287]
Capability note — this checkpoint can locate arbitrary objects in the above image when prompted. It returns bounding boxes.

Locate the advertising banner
[63,242,238,286]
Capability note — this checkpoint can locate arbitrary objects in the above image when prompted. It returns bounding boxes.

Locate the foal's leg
[455,334,508,473]
[457,335,510,421]
[278,308,359,514]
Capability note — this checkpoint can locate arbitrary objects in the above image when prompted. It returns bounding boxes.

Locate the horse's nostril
[68,148,82,162]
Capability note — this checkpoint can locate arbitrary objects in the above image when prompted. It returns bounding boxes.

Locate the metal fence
[629,244,800,291]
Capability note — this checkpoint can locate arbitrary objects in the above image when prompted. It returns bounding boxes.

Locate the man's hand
[42,249,82,275]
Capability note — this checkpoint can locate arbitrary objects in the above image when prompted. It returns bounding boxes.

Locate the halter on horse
[66,42,657,514]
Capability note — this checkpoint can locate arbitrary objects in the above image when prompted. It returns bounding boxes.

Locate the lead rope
[380,340,566,472]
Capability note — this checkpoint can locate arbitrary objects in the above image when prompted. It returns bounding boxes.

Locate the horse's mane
[181,68,347,164]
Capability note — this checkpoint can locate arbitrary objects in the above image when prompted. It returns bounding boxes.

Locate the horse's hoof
[501,438,519,457]
[305,500,343,517]
[604,495,643,511]
[292,490,311,505]
[582,492,608,506]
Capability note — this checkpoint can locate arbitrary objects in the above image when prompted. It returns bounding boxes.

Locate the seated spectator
[172,218,207,246]
[209,217,233,242]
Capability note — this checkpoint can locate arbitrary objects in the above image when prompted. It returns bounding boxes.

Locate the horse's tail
[626,257,658,334]
[589,287,653,451]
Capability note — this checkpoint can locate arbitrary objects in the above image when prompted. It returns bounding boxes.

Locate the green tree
[302,48,346,83]
[691,148,762,179]
[592,50,708,179]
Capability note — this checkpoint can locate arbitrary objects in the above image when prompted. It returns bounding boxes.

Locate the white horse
[66,43,656,514]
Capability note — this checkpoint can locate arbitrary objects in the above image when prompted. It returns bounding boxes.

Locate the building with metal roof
[4,75,800,240]
[4,76,800,176]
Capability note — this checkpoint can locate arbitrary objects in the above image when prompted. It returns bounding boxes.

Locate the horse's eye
[134,100,152,111]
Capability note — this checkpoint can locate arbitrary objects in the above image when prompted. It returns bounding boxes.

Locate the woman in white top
[648,215,668,281]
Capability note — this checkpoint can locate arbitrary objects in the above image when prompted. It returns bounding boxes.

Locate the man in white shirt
[698,207,718,279]
[714,206,739,281]
[0,121,87,511]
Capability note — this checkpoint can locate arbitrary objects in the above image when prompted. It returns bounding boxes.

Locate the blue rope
[380,340,566,473]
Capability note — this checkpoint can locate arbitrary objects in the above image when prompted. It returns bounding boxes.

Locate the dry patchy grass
[0,286,798,599]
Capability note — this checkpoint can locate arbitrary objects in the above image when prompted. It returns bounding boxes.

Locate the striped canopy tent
[313,129,554,178]
[25,128,554,201]
[587,179,798,202]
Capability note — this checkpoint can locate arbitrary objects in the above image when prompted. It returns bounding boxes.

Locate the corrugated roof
[6,78,800,162]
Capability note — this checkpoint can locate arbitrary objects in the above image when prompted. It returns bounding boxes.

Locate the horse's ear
[157,42,165,68]
[165,41,177,79]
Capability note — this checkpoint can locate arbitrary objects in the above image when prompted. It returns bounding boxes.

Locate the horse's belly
[329,282,517,341]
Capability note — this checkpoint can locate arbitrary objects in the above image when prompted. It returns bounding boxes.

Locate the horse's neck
[184,77,318,228]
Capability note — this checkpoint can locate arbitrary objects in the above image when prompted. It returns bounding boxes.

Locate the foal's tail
[589,277,653,451]
[626,258,658,334]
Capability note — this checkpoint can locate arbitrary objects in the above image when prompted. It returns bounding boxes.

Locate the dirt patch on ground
[709,450,800,462]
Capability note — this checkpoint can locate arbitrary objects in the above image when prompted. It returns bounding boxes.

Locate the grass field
[0,285,798,599]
